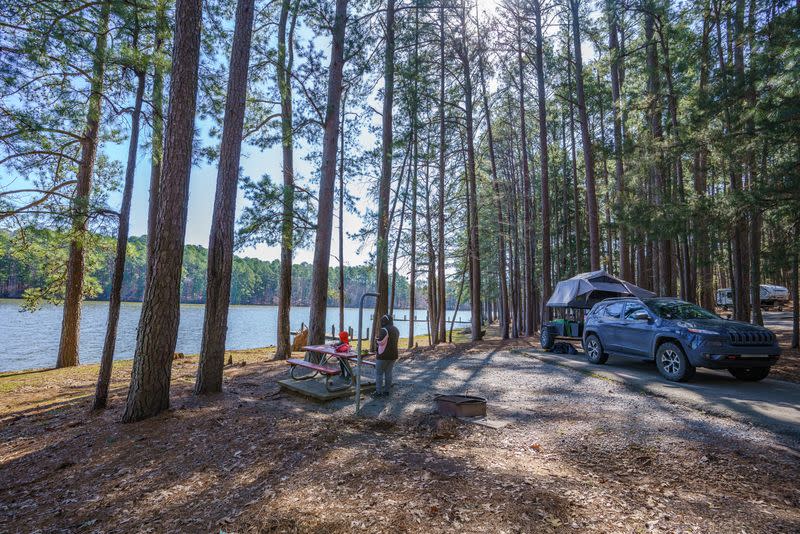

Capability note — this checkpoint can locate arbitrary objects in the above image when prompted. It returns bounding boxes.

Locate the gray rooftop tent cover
[546,270,655,309]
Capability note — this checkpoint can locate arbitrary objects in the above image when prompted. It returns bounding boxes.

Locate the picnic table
[286,344,376,392]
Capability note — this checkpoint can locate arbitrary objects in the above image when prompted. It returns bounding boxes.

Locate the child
[334,330,351,353]
[374,315,399,397]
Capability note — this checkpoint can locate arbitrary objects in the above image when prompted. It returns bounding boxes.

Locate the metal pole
[356,292,379,415]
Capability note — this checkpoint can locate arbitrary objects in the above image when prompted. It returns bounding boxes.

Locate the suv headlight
[687,327,719,335]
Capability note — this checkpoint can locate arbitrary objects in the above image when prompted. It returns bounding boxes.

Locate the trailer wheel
[540,326,555,351]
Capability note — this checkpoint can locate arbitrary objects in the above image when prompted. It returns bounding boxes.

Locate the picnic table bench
[286,344,376,392]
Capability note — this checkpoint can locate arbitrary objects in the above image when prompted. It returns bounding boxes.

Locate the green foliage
[0,230,431,308]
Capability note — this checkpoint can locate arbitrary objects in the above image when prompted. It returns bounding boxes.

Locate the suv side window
[604,302,624,318]
[590,304,606,317]
[623,302,646,320]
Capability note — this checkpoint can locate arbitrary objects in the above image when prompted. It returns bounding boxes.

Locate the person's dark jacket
[377,315,399,361]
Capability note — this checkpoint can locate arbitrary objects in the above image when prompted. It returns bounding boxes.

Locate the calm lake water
[0,298,471,372]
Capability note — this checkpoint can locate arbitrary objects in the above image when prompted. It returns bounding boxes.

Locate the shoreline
[0,298,461,313]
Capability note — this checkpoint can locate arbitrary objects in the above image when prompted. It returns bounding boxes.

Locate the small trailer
[716,285,789,311]
[540,270,655,351]
[760,284,789,310]
[716,288,734,309]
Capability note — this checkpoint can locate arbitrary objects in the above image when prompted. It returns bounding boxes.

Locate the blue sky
[101,121,372,266]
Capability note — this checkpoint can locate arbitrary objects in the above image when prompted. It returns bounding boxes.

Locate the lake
[0,298,471,372]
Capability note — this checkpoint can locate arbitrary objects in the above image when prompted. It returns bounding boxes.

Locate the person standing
[374,314,399,397]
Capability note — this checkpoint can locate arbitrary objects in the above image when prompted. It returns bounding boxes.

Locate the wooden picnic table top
[301,344,374,358]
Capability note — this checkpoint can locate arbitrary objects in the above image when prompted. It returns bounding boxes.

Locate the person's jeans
[375,359,396,394]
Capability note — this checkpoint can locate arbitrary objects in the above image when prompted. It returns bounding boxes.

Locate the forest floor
[760,311,800,383]
[1,319,799,533]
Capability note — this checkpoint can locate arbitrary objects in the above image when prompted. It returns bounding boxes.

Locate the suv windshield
[644,299,718,320]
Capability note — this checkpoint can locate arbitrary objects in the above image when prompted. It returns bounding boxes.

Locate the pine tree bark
[460,0,481,342]
[729,0,749,321]
[657,20,689,299]
[390,166,411,314]
[569,0,600,271]
[533,0,551,321]
[275,0,300,360]
[645,10,670,296]
[598,70,613,272]
[408,0,419,348]
[373,0,395,344]
[307,0,348,349]
[608,6,631,281]
[694,1,714,309]
[424,158,438,345]
[122,0,203,422]
[94,62,145,409]
[792,246,799,349]
[477,19,508,340]
[566,35,583,274]
[147,0,168,263]
[516,16,534,335]
[745,0,762,326]
[196,0,255,394]
[436,2,447,344]
[57,3,111,369]
[338,92,346,332]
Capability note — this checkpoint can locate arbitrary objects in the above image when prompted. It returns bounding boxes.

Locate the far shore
[0,297,461,313]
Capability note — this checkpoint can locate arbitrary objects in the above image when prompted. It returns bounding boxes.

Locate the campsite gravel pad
[331,341,800,532]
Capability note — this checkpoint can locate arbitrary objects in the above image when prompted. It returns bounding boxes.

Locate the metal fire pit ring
[434,394,487,417]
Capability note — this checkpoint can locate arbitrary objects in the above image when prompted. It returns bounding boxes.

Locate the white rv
[716,288,733,309]
[716,285,789,310]
[760,284,789,309]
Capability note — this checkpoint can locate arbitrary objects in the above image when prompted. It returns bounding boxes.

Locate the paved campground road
[521,348,800,439]
[519,309,800,437]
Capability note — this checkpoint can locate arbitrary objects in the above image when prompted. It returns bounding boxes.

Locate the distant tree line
[0,229,454,309]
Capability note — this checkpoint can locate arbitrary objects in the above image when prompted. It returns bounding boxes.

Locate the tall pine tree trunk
[792,246,799,349]
[534,0,551,321]
[196,0,255,393]
[408,0,419,348]
[460,0,481,342]
[147,0,168,263]
[424,156,438,345]
[516,18,534,335]
[390,167,410,314]
[745,0,762,326]
[436,2,447,344]
[307,0,348,349]
[275,0,300,359]
[56,3,110,368]
[566,34,583,273]
[608,5,631,281]
[645,10,669,296]
[569,0,600,271]
[373,0,395,344]
[122,0,203,422]
[94,62,145,409]
[338,92,346,332]
[695,2,714,309]
[477,19,508,340]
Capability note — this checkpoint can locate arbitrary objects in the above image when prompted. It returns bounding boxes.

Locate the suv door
[618,301,657,356]
[597,301,625,351]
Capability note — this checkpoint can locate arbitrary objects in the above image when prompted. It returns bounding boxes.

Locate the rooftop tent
[546,270,655,309]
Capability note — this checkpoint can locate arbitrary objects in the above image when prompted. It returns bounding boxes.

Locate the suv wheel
[540,326,555,351]
[729,367,770,382]
[655,342,695,382]
[584,334,608,364]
